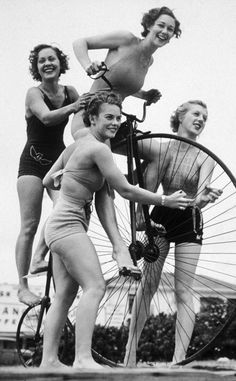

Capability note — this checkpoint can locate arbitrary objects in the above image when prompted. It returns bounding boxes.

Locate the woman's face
[91,103,121,141]
[148,14,176,47]
[37,48,60,81]
[180,104,208,139]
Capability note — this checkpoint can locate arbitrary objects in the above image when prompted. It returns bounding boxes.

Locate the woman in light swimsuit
[40,92,191,370]
[15,44,85,306]
[71,6,181,192]
[124,100,223,367]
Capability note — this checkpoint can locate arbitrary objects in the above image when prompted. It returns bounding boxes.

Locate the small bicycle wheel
[87,133,236,366]
[16,302,73,367]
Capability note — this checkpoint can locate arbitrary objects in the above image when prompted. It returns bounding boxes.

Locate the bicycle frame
[89,64,159,263]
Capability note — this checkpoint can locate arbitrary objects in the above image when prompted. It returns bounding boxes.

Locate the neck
[140,38,158,55]
[89,128,106,143]
[40,79,60,95]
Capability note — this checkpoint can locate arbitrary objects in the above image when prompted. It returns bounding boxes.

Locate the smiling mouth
[193,123,202,130]
[156,34,168,42]
[43,66,55,73]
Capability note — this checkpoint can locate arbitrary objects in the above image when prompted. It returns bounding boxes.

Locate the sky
[0,0,236,284]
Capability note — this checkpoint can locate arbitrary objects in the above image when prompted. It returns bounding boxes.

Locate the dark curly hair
[141,7,181,38]
[83,92,122,127]
[170,100,208,132]
[29,44,69,81]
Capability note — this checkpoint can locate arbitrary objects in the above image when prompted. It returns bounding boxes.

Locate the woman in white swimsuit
[40,92,191,370]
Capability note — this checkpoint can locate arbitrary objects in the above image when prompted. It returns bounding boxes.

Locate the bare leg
[172,243,201,364]
[124,238,169,367]
[30,189,59,274]
[15,176,43,306]
[40,251,78,369]
[45,233,106,369]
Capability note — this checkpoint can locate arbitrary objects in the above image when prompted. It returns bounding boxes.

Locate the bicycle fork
[126,130,160,263]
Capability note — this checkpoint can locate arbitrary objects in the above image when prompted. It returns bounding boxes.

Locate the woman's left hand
[202,185,223,203]
[144,89,162,105]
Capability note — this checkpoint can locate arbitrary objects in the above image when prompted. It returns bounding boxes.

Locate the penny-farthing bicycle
[16,64,236,367]
[86,64,236,366]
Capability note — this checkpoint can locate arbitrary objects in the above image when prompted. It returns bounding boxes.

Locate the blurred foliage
[61,298,236,364]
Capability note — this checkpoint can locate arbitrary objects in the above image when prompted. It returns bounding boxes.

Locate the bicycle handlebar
[88,61,148,124]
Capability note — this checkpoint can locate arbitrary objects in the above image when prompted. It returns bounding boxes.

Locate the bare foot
[73,359,103,370]
[40,359,69,369]
[30,258,48,274]
[18,287,41,306]
[123,350,137,368]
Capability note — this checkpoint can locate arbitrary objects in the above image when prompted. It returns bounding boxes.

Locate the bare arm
[43,142,78,190]
[73,31,135,75]
[95,182,124,247]
[43,153,64,190]
[195,156,222,208]
[93,144,191,208]
[26,86,84,126]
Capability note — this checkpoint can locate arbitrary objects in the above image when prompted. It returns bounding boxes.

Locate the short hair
[170,100,208,132]
[29,44,69,81]
[83,92,122,127]
[141,7,181,38]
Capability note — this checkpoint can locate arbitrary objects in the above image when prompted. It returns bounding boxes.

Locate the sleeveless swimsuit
[18,86,72,179]
[82,38,151,148]
[45,166,105,248]
[151,143,203,244]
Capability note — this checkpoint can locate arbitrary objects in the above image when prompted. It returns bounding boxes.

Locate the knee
[55,287,77,308]
[20,218,39,237]
[88,280,106,301]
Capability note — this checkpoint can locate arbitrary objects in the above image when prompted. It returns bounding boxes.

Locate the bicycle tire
[16,302,73,367]
[86,132,236,366]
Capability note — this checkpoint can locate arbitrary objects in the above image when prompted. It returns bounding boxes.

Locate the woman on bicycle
[40,92,191,369]
[15,44,85,306]
[71,6,181,192]
[124,100,223,366]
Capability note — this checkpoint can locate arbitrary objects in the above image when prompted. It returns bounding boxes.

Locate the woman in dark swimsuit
[15,44,85,306]
[124,101,223,366]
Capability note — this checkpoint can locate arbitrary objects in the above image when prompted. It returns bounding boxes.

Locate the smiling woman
[125,100,223,367]
[15,44,85,307]
[39,91,191,370]
[70,7,182,196]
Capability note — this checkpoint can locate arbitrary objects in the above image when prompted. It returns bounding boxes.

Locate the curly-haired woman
[71,7,182,193]
[16,44,86,306]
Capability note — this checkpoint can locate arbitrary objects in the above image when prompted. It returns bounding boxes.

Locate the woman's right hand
[86,61,104,76]
[165,190,193,210]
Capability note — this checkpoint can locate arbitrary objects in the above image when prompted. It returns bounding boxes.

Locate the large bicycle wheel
[16,302,73,367]
[87,133,236,366]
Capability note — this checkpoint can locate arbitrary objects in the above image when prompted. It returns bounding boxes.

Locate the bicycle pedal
[130,269,142,281]
[119,267,131,277]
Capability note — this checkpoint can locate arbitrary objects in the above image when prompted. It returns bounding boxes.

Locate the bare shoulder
[199,149,214,165]
[65,85,79,101]
[116,30,137,43]
[25,87,44,107]
[90,140,112,160]
[26,86,42,98]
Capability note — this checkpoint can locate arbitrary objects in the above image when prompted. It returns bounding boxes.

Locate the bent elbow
[118,186,132,200]
[73,38,84,52]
